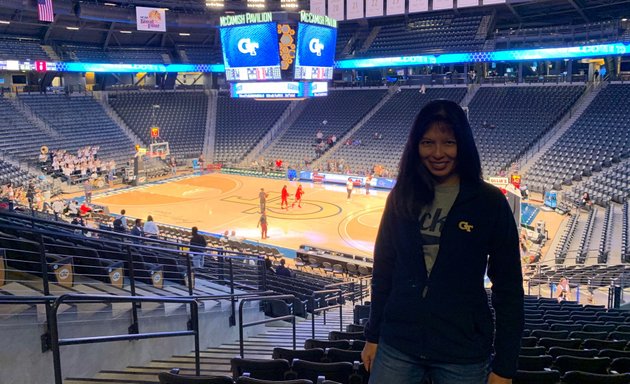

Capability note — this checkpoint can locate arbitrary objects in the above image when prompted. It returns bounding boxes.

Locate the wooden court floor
[92,173,567,260]
[92,173,388,257]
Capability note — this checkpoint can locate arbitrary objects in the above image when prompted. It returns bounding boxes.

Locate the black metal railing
[310,289,343,340]
[238,294,297,357]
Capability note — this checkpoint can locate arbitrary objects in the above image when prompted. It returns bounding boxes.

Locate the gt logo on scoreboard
[309,38,325,56]
[238,38,260,56]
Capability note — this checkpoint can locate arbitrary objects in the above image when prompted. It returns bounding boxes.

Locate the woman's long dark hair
[391,99,482,218]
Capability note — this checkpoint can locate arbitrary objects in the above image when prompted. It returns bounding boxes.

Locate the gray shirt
[419,184,460,276]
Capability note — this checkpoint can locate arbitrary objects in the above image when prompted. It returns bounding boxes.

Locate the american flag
[37,0,54,23]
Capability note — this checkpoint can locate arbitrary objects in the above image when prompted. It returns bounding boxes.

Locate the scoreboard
[220,22,282,81]
[219,11,337,98]
[294,22,337,80]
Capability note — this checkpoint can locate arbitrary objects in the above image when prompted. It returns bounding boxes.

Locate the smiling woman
[362,100,524,384]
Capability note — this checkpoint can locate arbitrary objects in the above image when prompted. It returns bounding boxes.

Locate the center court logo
[309,38,325,56]
[238,38,259,56]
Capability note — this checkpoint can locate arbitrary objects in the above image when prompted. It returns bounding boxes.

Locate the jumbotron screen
[294,22,337,80]
[219,22,282,81]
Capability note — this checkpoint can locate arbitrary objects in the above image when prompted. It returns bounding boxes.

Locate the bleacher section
[0,37,50,61]
[0,97,63,164]
[526,84,630,195]
[494,20,623,50]
[62,45,171,63]
[180,46,223,64]
[565,160,630,206]
[214,97,290,165]
[528,262,630,288]
[358,12,487,57]
[0,159,33,188]
[19,94,136,164]
[330,87,467,177]
[468,85,584,177]
[514,296,630,383]
[108,91,208,159]
[261,90,387,168]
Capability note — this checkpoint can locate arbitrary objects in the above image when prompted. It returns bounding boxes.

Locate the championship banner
[458,0,479,7]
[366,0,384,17]
[136,7,166,32]
[483,0,505,4]
[328,0,345,21]
[346,0,364,20]
[433,0,454,10]
[310,0,326,15]
[409,0,429,13]
[386,0,405,15]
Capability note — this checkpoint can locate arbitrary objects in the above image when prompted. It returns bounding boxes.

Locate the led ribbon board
[335,42,630,69]
[1,42,627,73]
[0,61,225,73]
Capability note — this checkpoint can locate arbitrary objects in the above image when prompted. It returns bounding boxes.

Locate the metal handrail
[309,288,343,340]
[38,293,198,384]
[238,294,297,357]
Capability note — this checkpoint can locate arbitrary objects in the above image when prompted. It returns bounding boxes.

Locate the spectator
[361,100,523,383]
[169,156,177,176]
[119,209,128,229]
[198,154,205,173]
[275,259,292,277]
[316,129,323,143]
[25,182,35,209]
[220,230,229,244]
[189,226,207,268]
[580,191,592,209]
[556,277,571,302]
[130,218,144,239]
[113,217,127,233]
[51,198,66,219]
[83,180,92,204]
[264,256,273,272]
[67,200,80,217]
[143,215,160,239]
[79,202,92,217]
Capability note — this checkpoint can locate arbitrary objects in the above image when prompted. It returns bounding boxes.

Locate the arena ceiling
[0,0,628,47]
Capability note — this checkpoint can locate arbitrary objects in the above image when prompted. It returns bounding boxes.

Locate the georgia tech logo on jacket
[458,221,474,232]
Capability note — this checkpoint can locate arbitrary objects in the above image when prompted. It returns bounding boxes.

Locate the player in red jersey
[292,184,304,208]
[280,185,290,210]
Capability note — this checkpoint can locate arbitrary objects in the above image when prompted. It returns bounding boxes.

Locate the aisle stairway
[65,303,357,383]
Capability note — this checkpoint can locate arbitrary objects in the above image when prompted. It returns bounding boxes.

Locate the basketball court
[91,173,567,261]
[92,173,388,257]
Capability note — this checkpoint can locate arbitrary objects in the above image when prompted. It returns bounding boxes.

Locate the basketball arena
[0,0,630,383]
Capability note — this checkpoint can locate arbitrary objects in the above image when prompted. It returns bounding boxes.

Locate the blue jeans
[369,341,491,384]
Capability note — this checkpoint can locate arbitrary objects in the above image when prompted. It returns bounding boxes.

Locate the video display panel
[294,22,337,80]
[220,22,282,81]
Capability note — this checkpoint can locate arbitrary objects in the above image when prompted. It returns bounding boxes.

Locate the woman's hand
[488,372,511,384]
[361,341,378,372]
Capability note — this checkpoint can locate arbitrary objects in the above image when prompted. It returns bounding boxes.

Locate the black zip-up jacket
[365,181,524,378]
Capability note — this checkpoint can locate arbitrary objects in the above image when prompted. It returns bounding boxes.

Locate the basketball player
[259,188,268,213]
[292,184,304,208]
[257,211,268,239]
[280,185,290,210]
